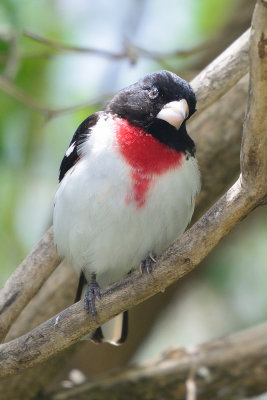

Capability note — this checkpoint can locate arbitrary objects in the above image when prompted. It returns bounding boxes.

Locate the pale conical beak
[156,99,189,129]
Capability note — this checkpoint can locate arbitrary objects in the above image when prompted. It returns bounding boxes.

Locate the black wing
[74,271,86,303]
[59,112,101,182]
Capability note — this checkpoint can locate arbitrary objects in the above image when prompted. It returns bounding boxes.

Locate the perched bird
[53,70,200,345]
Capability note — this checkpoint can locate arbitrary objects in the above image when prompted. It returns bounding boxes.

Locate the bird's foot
[140,252,156,274]
[84,273,101,322]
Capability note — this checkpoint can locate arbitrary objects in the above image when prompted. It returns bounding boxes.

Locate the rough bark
[0,227,60,341]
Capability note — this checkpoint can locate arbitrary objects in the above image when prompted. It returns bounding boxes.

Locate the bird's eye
[148,87,159,99]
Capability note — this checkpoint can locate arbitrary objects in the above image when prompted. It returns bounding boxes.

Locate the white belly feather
[53,119,200,287]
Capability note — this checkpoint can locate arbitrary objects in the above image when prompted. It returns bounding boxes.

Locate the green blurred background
[0,0,266,372]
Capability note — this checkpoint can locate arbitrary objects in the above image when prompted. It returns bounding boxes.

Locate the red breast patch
[115,118,183,207]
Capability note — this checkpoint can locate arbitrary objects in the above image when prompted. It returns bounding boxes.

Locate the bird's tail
[75,271,128,346]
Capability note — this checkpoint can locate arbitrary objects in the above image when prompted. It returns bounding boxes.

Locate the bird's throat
[115,118,183,207]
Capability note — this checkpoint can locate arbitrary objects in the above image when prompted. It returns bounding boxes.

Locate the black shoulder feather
[59,112,100,182]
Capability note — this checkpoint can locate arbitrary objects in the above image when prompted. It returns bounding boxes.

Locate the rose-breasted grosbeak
[53,70,200,345]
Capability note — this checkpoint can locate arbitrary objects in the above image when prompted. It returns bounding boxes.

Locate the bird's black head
[106,70,197,153]
[106,70,196,128]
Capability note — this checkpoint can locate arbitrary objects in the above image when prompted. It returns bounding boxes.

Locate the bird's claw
[84,277,101,322]
[140,252,156,274]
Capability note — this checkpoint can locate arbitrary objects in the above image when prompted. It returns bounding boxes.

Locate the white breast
[53,118,200,287]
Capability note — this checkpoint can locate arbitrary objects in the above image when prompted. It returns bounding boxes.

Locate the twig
[0,75,112,119]
[23,30,126,59]
[0,28,249,119]
[0,75,52,116]
[23,29,206,64]
[0,29,20,79]
[45,322,267,400]
[186,368,197,400]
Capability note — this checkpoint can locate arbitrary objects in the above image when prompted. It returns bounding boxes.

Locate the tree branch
[190,75,248,217]
[0,75,112,119]
[0,29,20,80]
[0,227,59,342]
[23,29,206,64]
[0,75,52,116]
[190,29,250,113]
[0,29,249,118]
[0,4,265,379]
[0,262,78,400]
[45,322,267,400]
[241,1,267,191]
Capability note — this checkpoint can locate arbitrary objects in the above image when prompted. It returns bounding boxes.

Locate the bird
[53,70,201,345]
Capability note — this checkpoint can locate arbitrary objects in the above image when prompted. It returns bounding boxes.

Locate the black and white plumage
[53,70,201,345]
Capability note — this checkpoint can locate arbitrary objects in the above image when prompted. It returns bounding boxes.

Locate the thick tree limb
[241,1,267,191]
[0,262,78,400]
[45,322,267,400]
[0,227,60,342]
[190,28,250,113]
[0,1,266,382]
[5,261,76,341]
[0,29,250,344]
[190,75,248,217]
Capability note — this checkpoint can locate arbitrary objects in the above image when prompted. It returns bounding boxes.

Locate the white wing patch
[65,142,76,157]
